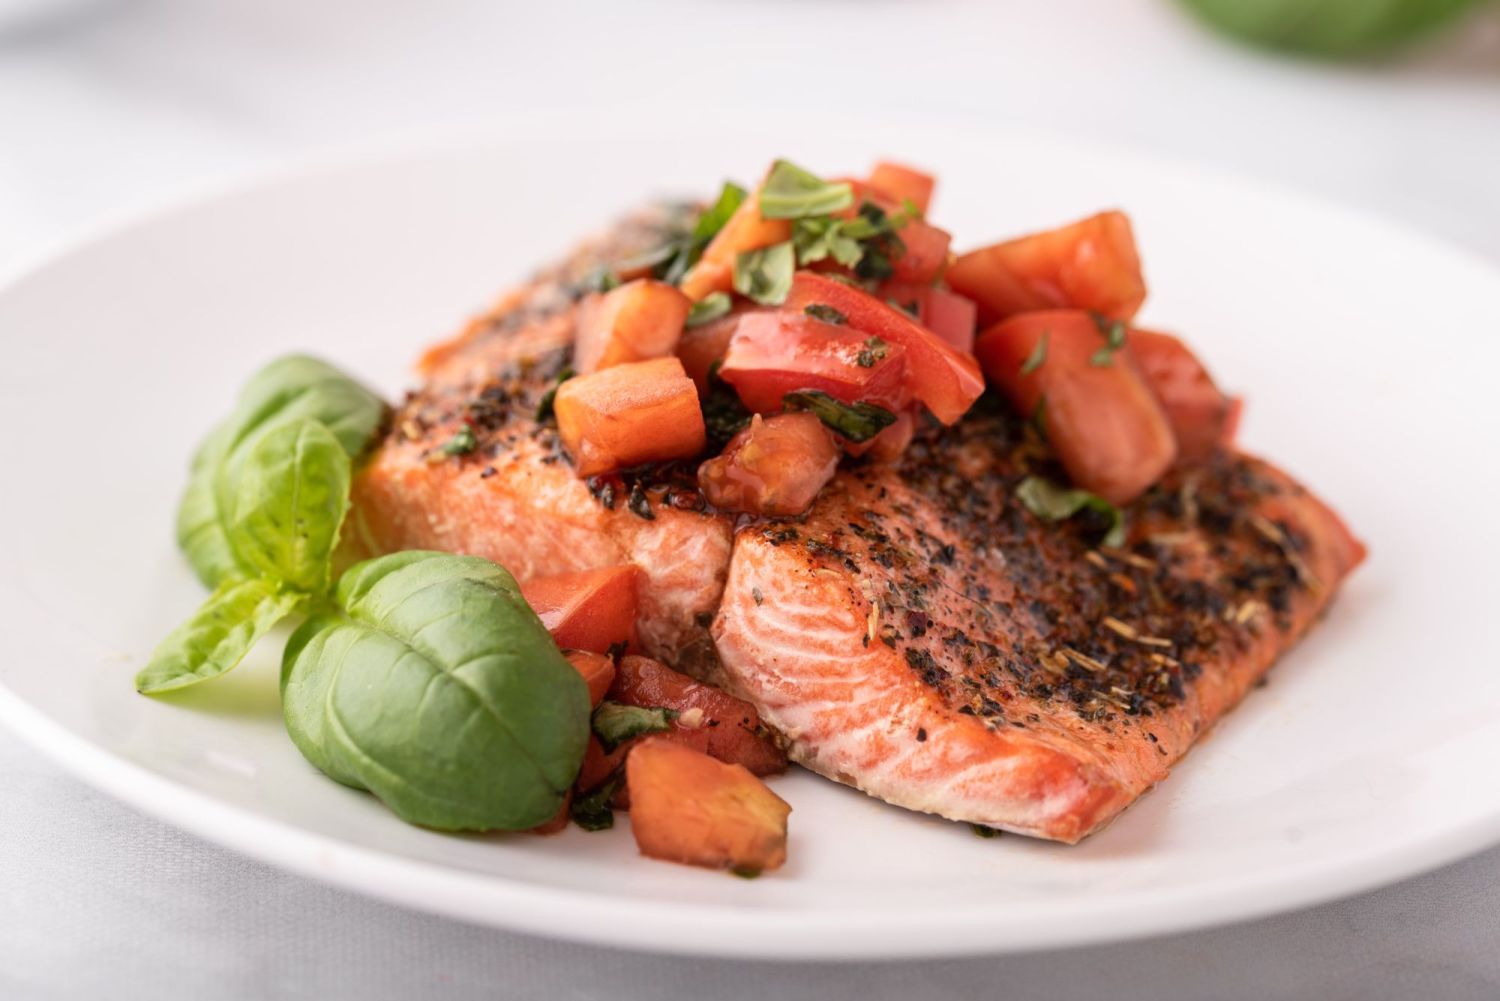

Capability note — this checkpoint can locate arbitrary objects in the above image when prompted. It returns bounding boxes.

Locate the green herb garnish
[534,366,575,422]
[687,292,733,328]
[592,701,677,752]
[1014,475,1126,547]
[856,336,890,369]
[570,769,625,832]
[759,160,854,220]
[1020,331,1049,375]
[803,303,848,325]
[1088,314,1128,367]
[658,181,748,284]
[783,390,897,443]
[583,267,621,294]
[733,241,795,305]
[441,425,477,455]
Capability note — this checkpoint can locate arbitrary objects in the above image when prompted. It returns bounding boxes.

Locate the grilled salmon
[348,209,736,661]
[354,209,1364,843]
[712,401,1364,841]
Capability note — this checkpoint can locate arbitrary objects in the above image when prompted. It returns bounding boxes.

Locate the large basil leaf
[232,420,351,594]
[136,578,300,694]
[177,355,386,589]
[281,552,590,831]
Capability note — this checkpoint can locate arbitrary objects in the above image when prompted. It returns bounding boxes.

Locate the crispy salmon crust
[712,402,1364,842]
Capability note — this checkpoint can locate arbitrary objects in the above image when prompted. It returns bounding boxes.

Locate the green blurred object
[1178,0,1489,57]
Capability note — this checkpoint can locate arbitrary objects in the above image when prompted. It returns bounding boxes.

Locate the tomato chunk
[627,738,790,875]
[718,312,910,415]
[699,412,840,516]
[566,651,620,708]
[573,279,691,374]
[676,309,751,395]
[783,272,983,425]
[554,357,706,477]
[877,282,977,353]
[889,218,951,284]
[680,194,792,301]
[948,211,1146,325]
[610,655,787,776]
[522,565,642,657]
[867,161,935,215]
[976,311,1176,504]
[1128,328,1233,461]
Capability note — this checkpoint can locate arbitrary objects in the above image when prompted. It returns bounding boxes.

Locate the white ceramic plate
[2,116,1498,960]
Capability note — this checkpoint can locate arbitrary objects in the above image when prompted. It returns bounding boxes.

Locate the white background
[2,1,1499,997]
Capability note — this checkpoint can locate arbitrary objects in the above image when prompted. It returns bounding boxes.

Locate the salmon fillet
[712,400,1364,842]
[354,209,1364,843]
[349,209,735,661]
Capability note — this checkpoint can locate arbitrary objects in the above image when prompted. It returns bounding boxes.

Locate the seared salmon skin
[712,400,1363,842]
[354,209,1363,843]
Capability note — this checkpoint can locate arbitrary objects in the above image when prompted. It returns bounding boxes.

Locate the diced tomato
[676,309,754,395]
[783,272,983,425]
[948,211,1146,325]
[563,650,619,707]
[577,735,627,796]
[680,193,792,301]
[867,161,935,215]
[698,412,840,516]
[626,738,790,874]
[554,357,706,477]
[1128,329,1233,461]
[842,409,916,463]
[610,656,787,776]
[573,279,691,374]
[877,282,977,353]
[889,218,951,284]
[975,311,1176,504]
[523,565,642,657]
[718,312,910,416]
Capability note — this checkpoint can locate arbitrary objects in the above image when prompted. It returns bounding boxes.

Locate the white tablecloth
[4,2,1500,997]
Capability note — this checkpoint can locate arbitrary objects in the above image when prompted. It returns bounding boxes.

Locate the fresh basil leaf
[1179,0,1481,57]
[687,292,733,328]
[176,355,387,589]
[783,390,897,443]
[1020,331,1049,375]
[534,367,575,422]
[135,578,301,694]
[759,160,854,220]
[792,217,864,269]
[231,419,351,594]
[280,551,590,831]
[592,701,676,752]
[1014,475,1126,547]
[570,769,625,832]
[694,181,748,242]
[733,242,795,305]
[856,336,889,369]
[440,425,478,456]
[1088,313,1128,367]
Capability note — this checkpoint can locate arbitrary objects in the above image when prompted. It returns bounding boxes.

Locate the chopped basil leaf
[971,823,1001,839]
[534,366,575,422]
[733,241,795,305]
[1014,475,1125,547]
[687,292,733,328]
[803,303,848,325]
[656,181,749,285]
[441,425,477,455]
[1088,313,1128,367]
[570,769,625,832]
[792,216,864,268]
[592,700,677,752]
[1020,331,1049,375]
[783,390,897,443]
[856,336,890,369]
[759,160,853,220]
[583,267,621,294]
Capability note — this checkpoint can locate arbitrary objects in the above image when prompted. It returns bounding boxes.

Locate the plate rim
[4,115,1500,958]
